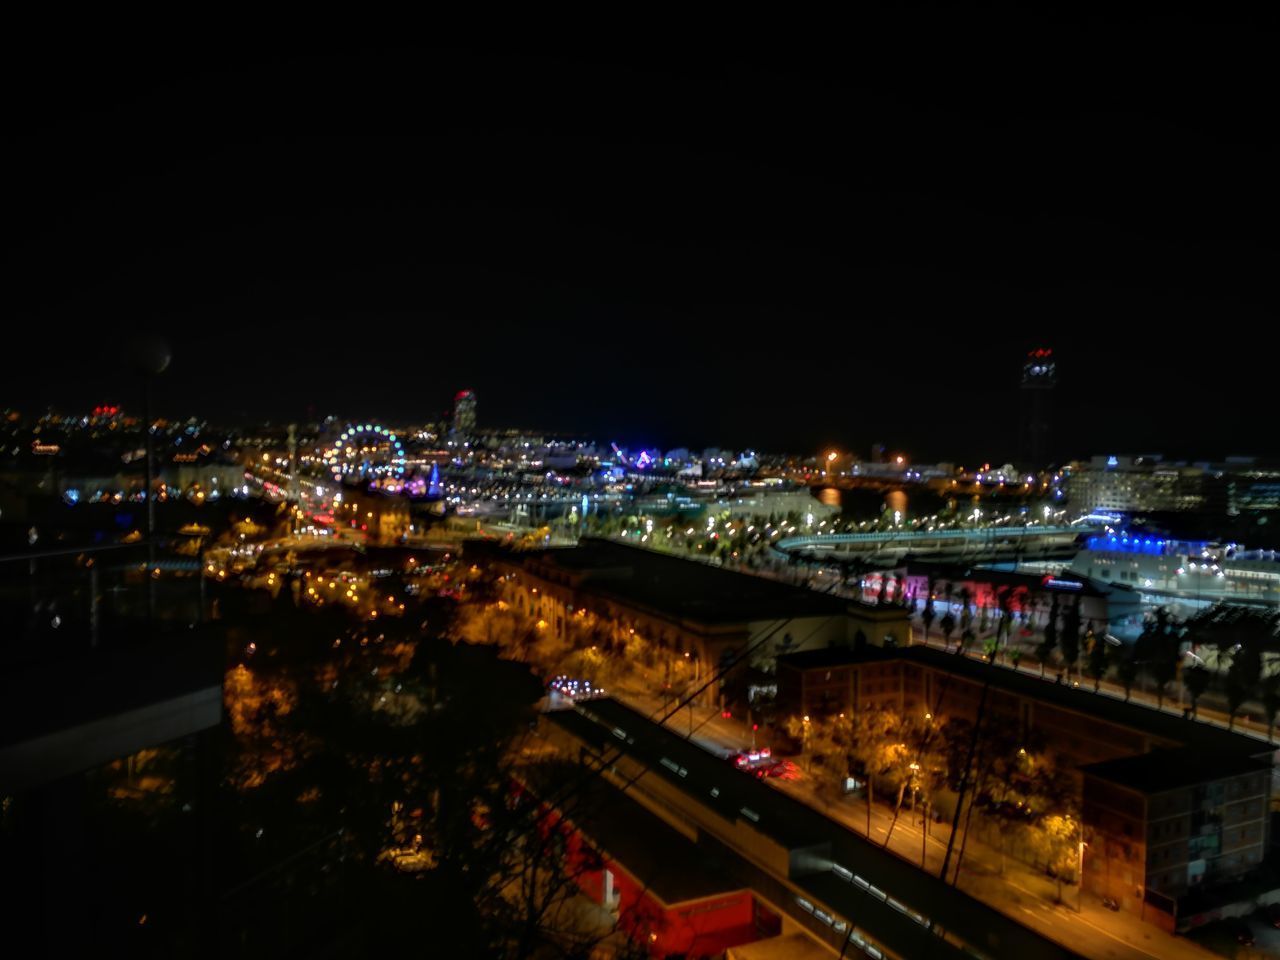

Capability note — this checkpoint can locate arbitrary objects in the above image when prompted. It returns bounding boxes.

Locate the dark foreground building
[0,544,223,956]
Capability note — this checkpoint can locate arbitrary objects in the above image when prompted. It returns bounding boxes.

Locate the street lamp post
[1077,834,1087,912]
[802,715,811,773]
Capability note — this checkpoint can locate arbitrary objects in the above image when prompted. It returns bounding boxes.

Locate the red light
[721,711,731,719]
[752,724,758,731]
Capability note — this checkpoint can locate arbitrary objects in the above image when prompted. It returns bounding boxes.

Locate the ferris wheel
[323,424,406,480]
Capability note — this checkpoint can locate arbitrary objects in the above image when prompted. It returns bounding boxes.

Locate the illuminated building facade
[1068,455,1280,522]
[1068,455,1204,514]
[1069,534,1280,609]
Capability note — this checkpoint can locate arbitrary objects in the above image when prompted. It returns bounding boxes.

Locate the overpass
[542,696,1083,960]
[775,524,1095,567]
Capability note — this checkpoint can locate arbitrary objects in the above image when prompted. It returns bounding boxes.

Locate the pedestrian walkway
[916,631,1276,746]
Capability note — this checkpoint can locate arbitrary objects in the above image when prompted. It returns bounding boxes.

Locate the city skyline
[7,16,1280,955]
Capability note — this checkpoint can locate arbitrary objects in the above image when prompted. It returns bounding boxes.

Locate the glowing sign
[1042,576,1083,590]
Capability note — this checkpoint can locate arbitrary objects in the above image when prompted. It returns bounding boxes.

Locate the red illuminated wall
[605,866,755,958]
[514,779,759,957]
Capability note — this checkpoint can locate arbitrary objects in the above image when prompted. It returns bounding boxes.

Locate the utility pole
[136,338,170,630]
[287,423,300,534]
[145,372,156,625]
[89,561,99,647]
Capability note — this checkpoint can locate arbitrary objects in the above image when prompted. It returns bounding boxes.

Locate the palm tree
[1035,596,1058,678]
[1261,675,1280,744]
[940,610,957,650]
[1148,632,1179,710]
[1058,596,1081,685]
[1113,648,1139,702]
[936,582,954,648]
[921,577,937,642]
[995,587,1014,660]
[983,637,1001,663]
[1085,628,1108,692]
[1225,644,1262,730]
[1184,664,1211,718]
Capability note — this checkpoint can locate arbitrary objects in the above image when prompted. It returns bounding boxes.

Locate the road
[609,687,1217,960]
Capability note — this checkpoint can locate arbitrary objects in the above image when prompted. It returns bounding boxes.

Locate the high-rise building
[452,389,477,436]
[1068,454,1204,514]
[1018,347,1056,467]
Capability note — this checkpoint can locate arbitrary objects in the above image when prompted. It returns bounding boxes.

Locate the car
[731,749,798,780]
[546,676,606,702]
[1266,902,1280,929]
[1224,918,1254,946]
[733,748,774,773]
[763,758,800,781]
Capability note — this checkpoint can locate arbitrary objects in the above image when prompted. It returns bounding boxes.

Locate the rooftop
[542,766,744,905]
[776,644,1269,759]
[1081,749,1272,795]
[725,932,833,960]
[774,645,899,671]
[515,538,851,624]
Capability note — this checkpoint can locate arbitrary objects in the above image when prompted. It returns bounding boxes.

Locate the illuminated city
[6,20,1279,960]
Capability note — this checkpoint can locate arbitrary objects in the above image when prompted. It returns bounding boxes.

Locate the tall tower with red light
[451,389,477,437]
[1018,348,1056,468]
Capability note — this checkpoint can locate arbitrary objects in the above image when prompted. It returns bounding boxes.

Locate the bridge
[775,524,1096,566]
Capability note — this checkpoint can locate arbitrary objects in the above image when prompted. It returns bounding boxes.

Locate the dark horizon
[11,16,1278,465]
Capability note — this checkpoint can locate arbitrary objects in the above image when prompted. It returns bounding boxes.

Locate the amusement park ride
[321,424,444,495]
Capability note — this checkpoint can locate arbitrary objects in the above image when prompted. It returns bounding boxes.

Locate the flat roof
[774,645,898,670]
[777,644,1268,759]
[519,538,851,624]
[527,762,742,905]
[1081,748,1272,795]
[726,932,832,960]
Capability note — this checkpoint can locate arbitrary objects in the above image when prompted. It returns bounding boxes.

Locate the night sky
[10,14,1278,464]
